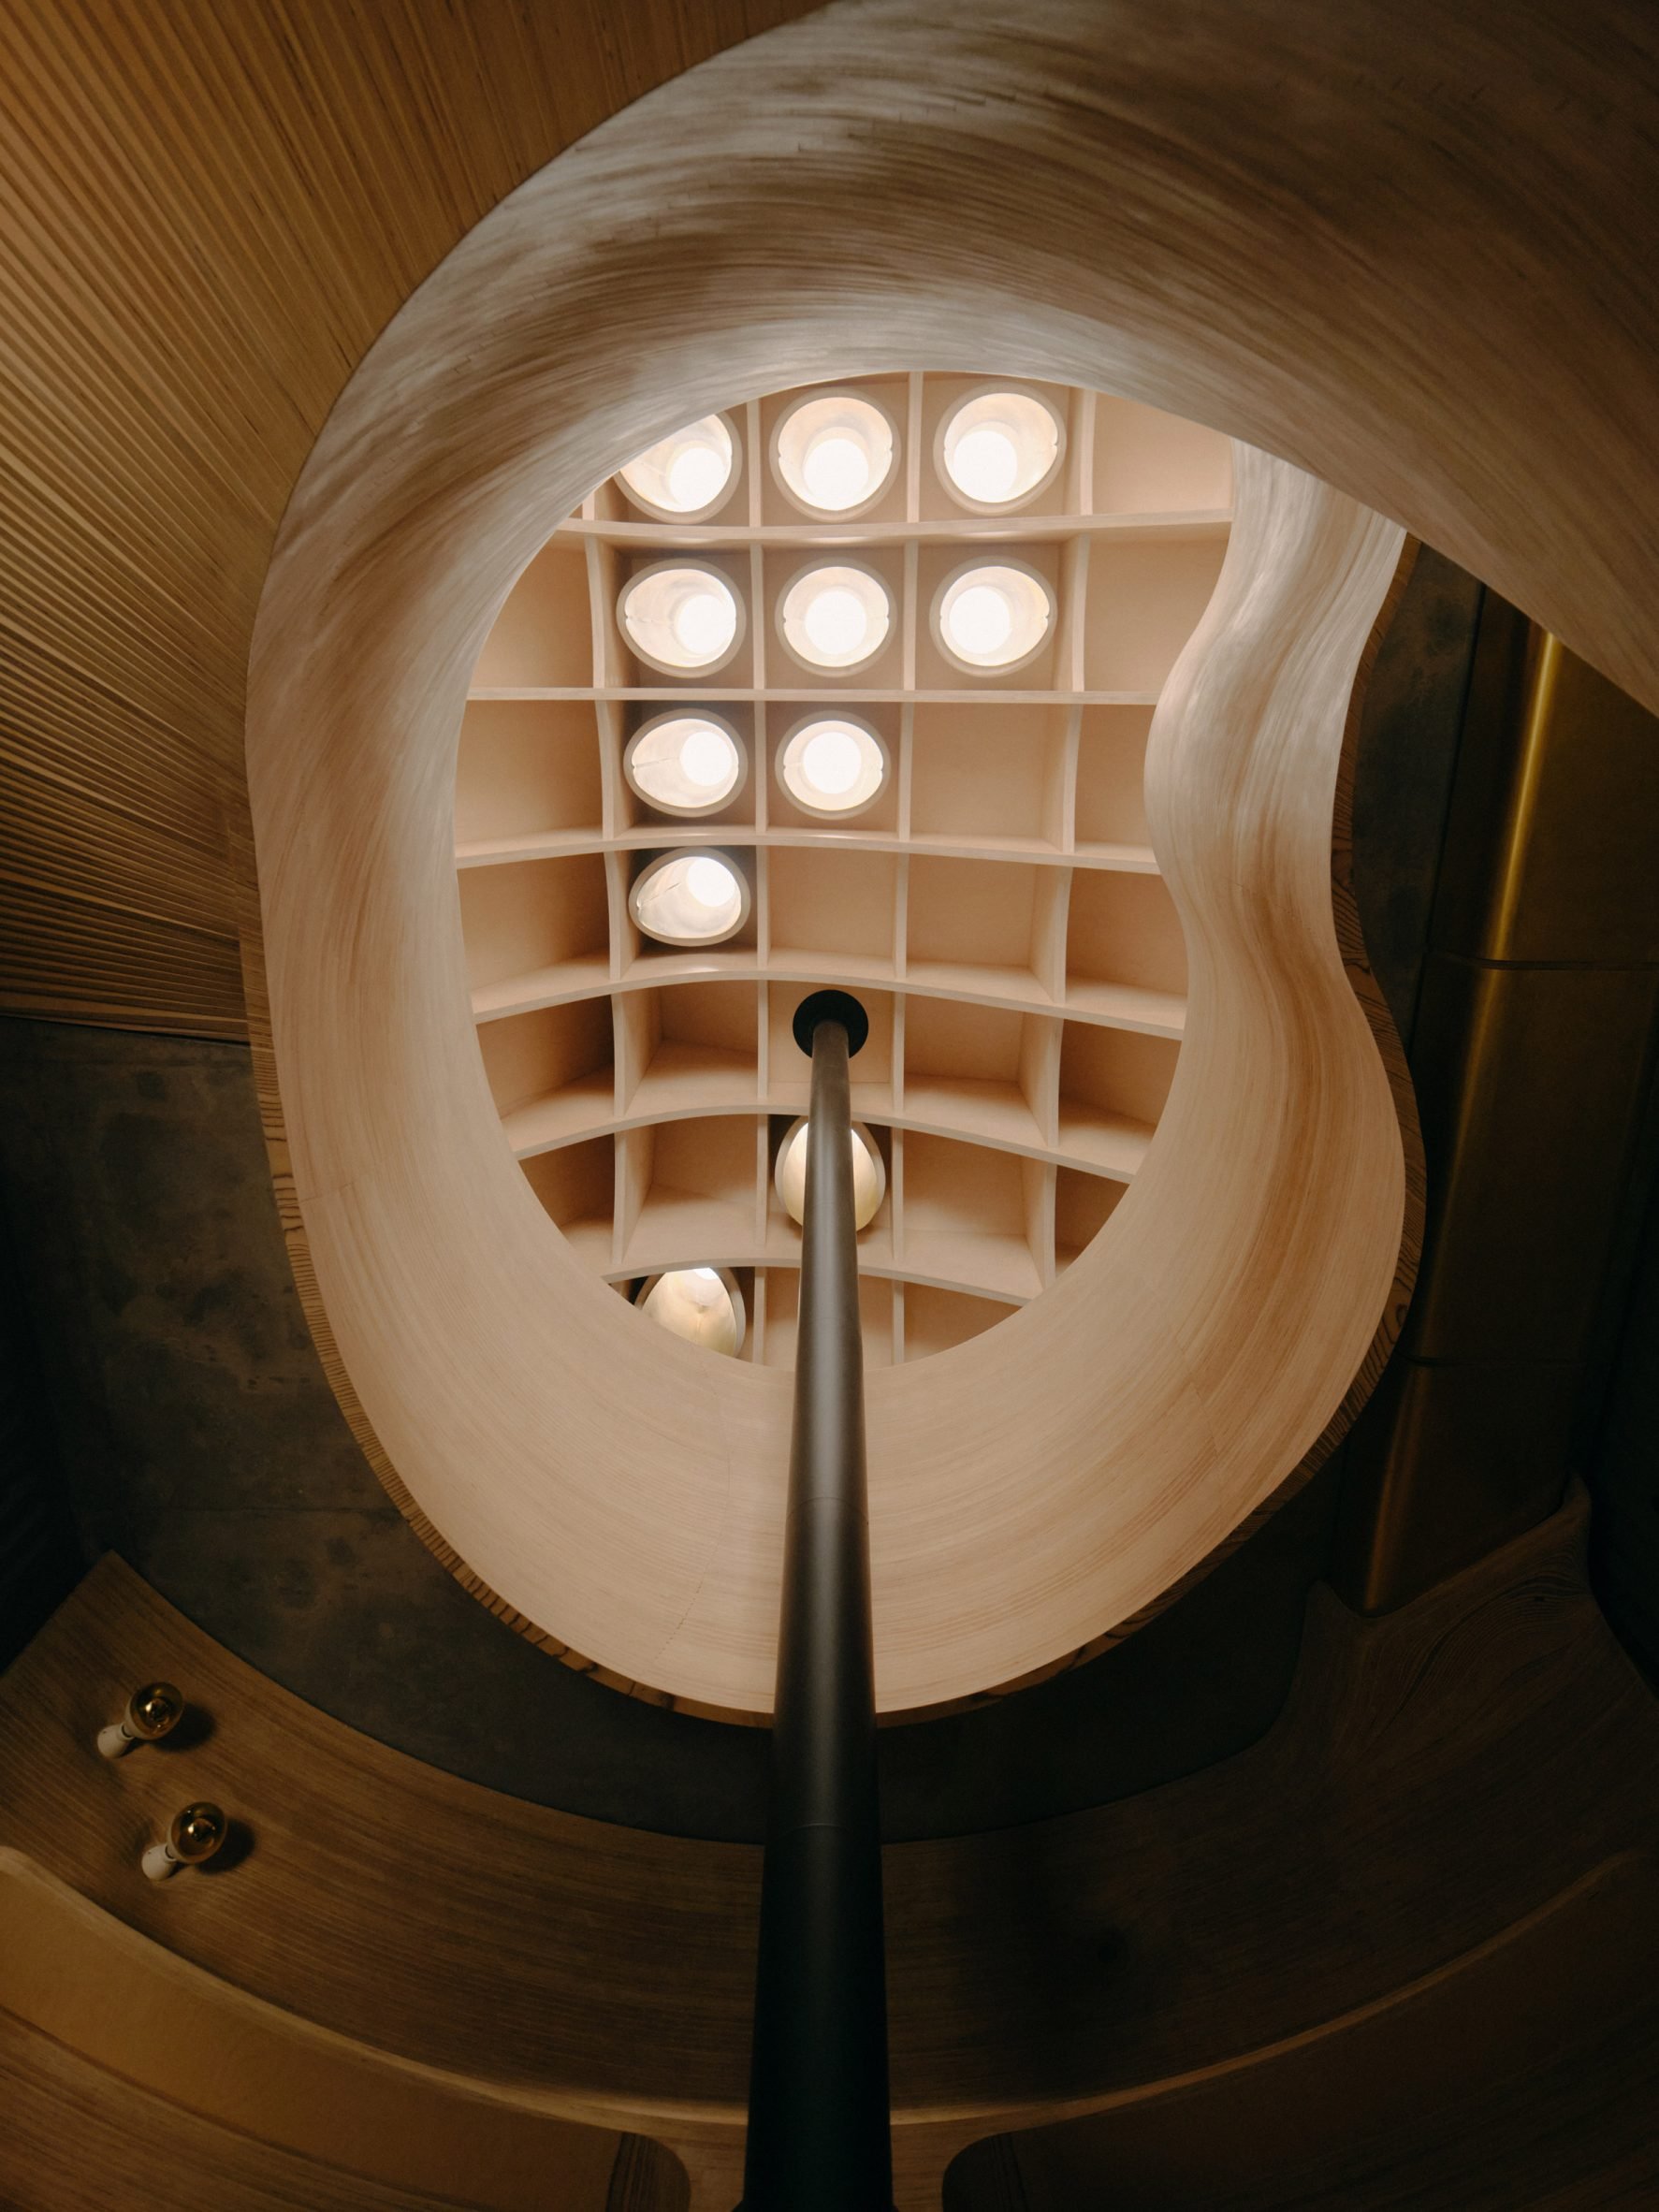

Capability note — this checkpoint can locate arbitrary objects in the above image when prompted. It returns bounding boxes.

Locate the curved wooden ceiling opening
[461,376,1231,1369]
[243,15,1426,1720]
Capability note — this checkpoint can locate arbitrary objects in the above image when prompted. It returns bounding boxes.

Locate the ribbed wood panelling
[0,0,808,1038]
[4,2,1658,1044]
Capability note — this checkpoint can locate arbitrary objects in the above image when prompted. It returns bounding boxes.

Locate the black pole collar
[792,988,870,1059]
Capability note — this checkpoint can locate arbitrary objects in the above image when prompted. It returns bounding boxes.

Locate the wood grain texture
[2,1497,1654,2205]
[248,341,1411,1713]
[0,1853,634,2212]
[946,1856,1659,2210]
[0,0,809,1036]
[3,0,1658,1048]
[0,2008,642,2212]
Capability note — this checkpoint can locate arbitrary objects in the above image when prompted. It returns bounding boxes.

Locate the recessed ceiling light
[624,711,747,815]
[628,849,749,945]
[638,1266,747,1356]
[932,558,1055,674]
[777,561,892,675]
[775,1119,886,1230]
[617,414,738,519]
[776,714,888,817]
[618,561,745,676]
[937,386,1065,512]
[773,391,898,517]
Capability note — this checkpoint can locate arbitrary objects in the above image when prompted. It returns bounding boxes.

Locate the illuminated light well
[618,561,744,676]
[617,413,738,519]
[624,711,747,815]
[773,390,897,517]
[638,1266,747,1357]
[932,558,1055,674]
[628,849,749,946]
[777,561,892,675]
[775,1118,886,1230]
[776,714,888,818]
[937,387,1065,511]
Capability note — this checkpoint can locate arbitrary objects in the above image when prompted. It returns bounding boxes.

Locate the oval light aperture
[619,561,744,676]
[775,1119,886,1230]
[638,1266,747,1356]
[938,387,1065,511]
[777,562,892,676]
[624,712,747,815]
[774,391,897,517]
[932,559,1055,674]
[618,414,738,519]
[629,849,749,945]
[776,714,888,817]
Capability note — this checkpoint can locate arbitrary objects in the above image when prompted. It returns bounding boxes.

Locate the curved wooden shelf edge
[473,962,1184,1038]
[510,1096,1148,1183]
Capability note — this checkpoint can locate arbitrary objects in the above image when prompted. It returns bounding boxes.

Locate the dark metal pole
[738,990,894,2212]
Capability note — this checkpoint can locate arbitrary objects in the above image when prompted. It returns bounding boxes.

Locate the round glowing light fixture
[624,711,747,817]
[617,413,738,520]
[629,849,749,946]
[638,1266,747,1358]
[775,1119,886,1231]
[777,561,892,676]
[932,558,1055,675]
[937,386,1066,511]
[776,713,888,819]
[773,390,898,517]
[618,561,744,677]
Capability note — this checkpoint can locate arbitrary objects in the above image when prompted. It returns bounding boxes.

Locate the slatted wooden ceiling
[3,1,1657,1050]
[0,0,809,1039]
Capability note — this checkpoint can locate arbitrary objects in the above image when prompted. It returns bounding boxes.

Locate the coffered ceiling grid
[457,377,1231,1364]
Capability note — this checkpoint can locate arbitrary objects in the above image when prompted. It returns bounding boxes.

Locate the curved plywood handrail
[249,233,1411,1712]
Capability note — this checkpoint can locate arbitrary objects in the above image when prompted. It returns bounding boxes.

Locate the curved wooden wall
[246,118,1415,1713]
[2,1,1658,1047]
[2,1507,1655,2208]
[0,8,1655,2202]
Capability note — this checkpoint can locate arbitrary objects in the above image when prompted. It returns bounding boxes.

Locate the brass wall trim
[1335,601,1659,1613]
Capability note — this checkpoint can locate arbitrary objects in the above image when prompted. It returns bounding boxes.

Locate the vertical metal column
[738,990,894,2212]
